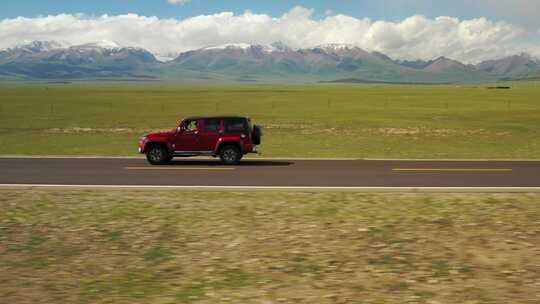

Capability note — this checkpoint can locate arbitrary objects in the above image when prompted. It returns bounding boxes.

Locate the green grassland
[1,190,539,303]
[1,82,539,158]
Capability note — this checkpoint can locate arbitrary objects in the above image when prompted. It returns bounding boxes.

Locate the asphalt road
[1,157,539,188]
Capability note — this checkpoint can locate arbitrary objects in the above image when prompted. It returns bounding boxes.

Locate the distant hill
[163,43,493,83]
[1,40,539,83]
[476,53,540,79]
[0,41,158,79]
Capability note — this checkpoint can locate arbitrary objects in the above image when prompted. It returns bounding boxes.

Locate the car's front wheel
[219,145,242,165]
[146,144,170,165]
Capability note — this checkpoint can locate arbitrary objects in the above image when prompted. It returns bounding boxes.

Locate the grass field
[1,82,539,158]
[1,190,539,303]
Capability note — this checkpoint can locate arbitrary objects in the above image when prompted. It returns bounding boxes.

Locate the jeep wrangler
[138,116,262,165]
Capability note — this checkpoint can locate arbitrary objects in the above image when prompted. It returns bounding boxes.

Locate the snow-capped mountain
[203,43,254,51]
[154,53,181,63]
[10,40,69,53]
[270,41,293,52]
[167,42,470,82]
[76,40,121,50]
[1,40,539,82]
[0,40,158,79]
[198,43,295,54]
[312,43,359,51]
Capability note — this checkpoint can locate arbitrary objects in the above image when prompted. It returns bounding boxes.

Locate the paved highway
[1,157,539,188]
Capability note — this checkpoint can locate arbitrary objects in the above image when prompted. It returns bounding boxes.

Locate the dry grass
[1,190,539,303]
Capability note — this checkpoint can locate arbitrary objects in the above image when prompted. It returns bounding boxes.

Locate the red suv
[138,116,262,165]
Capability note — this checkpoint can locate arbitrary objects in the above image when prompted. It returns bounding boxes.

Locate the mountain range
[1,41,539,83]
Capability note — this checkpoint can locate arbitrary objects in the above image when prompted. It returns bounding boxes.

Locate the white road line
[1,184,539,192]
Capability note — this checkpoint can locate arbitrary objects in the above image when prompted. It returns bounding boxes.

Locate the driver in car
[185,120,198,132]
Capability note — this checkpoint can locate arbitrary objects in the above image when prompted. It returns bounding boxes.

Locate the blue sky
[2,0,537,28]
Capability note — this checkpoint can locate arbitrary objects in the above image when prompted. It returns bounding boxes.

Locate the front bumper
[138,138,148,154]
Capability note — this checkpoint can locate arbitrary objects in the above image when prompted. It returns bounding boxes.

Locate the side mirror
[176,126,183,133]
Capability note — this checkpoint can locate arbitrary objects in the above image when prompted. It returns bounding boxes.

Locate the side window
[224,118,247,133]
[185,120,198,131]
[204,118,221,131]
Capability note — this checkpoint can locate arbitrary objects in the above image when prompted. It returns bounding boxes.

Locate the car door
[173,119,201,152]
[198,118,223,151]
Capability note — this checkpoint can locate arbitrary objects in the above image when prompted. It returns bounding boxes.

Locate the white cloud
[167,0,190,5]
[0,6,538,63]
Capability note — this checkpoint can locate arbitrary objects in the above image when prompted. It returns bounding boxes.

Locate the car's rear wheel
[219,145,242,165]
[146,144,170,165]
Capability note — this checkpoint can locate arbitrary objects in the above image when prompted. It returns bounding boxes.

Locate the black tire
[252,125,262,145]
[219,145,242,165]
[146,144,170,165]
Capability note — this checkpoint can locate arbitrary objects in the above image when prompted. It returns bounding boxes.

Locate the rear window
[224,118,248,132]
[204,118,221,131]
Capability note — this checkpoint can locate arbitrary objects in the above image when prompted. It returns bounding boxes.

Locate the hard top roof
[182,115,250,121]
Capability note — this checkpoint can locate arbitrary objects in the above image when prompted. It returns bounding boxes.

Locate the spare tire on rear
[252,125,262,145]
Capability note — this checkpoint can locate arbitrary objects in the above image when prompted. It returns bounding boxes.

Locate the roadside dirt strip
[1,157,539,191]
